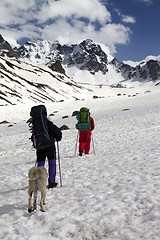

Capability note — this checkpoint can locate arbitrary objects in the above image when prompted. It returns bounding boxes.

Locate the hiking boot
[47,182,58,188]
[79,150,83,156]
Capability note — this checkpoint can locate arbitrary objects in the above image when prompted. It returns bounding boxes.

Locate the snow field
[0,88,160,239]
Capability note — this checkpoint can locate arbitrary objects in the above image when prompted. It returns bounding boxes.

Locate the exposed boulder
[47,60,66,75]
[60,125,69,130]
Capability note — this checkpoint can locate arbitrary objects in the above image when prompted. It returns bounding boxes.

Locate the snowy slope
[2,53,159,107]
[0,86,160,240]
[0,55,96,106]
[1,53,159,107]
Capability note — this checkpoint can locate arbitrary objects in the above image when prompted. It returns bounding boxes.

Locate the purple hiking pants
[37,159,56,183]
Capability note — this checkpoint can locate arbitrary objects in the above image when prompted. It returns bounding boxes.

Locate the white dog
[28,166,47,213]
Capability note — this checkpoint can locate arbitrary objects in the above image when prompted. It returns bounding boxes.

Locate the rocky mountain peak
[14,39,109,75]
[147,60,160,80]
[0,34,16,58]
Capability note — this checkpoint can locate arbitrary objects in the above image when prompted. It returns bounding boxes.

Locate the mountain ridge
[13,38,160,85]
[0,34,160,105]
[1,34,160,84]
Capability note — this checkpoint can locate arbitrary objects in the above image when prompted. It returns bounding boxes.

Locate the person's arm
[48,121,62,141]
[90,117,95,131]
[53,124,62,141]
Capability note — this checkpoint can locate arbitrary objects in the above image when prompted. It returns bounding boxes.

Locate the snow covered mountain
[0,34,160,105]
[111,58,160,85]
[14,39,108,75]
[13,38,160,85]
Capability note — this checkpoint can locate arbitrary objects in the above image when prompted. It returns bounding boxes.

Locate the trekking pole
[91,132,95,154]
[57,141,62,187]
[75,131,79,156]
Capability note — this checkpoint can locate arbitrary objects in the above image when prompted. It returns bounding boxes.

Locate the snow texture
[0,86,160,240]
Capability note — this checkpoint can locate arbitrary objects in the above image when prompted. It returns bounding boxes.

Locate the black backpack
[30,105,50,150]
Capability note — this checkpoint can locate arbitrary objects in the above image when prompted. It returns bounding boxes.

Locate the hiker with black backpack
[29,105,62,188]
[76,107,95,156]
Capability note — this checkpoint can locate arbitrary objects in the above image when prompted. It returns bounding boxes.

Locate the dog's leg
[28,190,33,213]
[40,190,46,212]
[33,189,37,210]
[43,189,46,206]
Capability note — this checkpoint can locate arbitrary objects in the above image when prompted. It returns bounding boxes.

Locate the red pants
[79,131,91,154]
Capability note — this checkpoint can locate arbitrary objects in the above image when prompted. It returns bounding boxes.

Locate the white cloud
[114,9,136,24]
[0,0,132,56]
[0,0,36,25]
[139,0,153,3]
[38,0,111,24]
[41,19,131,55]
[135,0,153,5]
[98,24,131,45]
[122,15,136,24]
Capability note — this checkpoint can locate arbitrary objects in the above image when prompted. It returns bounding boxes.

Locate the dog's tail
[28,167,40,181]
[28,166,47,181]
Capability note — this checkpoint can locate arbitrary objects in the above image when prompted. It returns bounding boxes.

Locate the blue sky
[0,0,159,62]
[108,0,160,61]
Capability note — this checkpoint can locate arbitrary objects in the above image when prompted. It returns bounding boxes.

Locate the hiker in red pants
[76,107,95,156]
